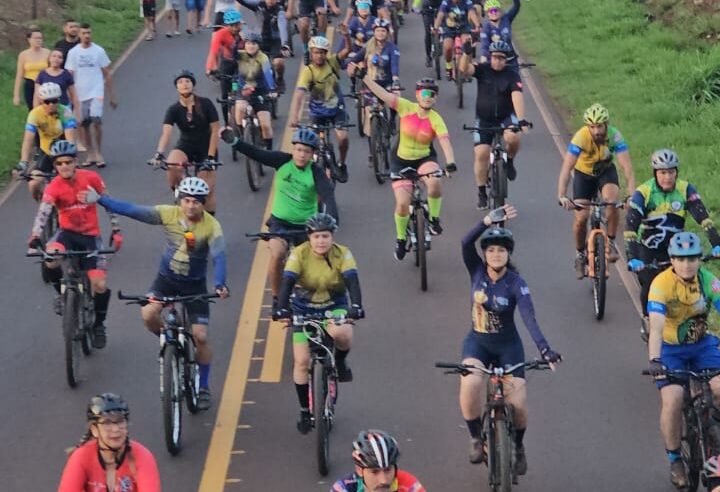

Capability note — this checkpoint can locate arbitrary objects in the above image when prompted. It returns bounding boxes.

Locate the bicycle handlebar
[146,160,223,170]
[462,122,533,132]
[435,360,551,376]
[636,255,718,272]
[379,167,448,180]
[292,123,356,131]
[245,231,308,241]
[567,198,624,210]
[642,367,720,380]
[117,291,220,306]
[292,312,355,325]
[26,248,116,258]
[16,171,54,181]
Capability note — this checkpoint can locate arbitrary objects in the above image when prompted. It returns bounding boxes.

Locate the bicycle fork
[407,203,431,250]
[586,229,610,278]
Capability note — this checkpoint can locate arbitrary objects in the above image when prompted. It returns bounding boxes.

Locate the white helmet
[176,177,210,198]
[38,82,62,101]
[308,36,330,51]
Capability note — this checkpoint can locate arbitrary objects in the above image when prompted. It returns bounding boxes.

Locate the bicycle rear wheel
[162,343,183,455]
[63,289,81,388]
[370,117,388,184]
[416,209,428,291]
[682,408,701,492]
[455,58,464,109]
[490,154,507,209]
[80,283,94,355]
[313,360,330,476]
[244,123,263,191]
[433,39,442,80]
[592,233,607,320]
[325,148,340,184]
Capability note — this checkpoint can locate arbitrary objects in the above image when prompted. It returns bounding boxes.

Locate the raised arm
[461,220,488,273]
[97,195,163,225]
[506,0,521,23]
[361,73,396,107]
[686,185,720,249]
[231,138,292,169]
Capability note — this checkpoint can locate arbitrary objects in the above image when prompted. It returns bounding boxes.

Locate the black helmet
[479,227,514,253]
[87,393,130,421]
[306,212,338,234]
[488,40,512,55]
[416,77,439,92]
[173,69,196,87]
[352,430,400,469]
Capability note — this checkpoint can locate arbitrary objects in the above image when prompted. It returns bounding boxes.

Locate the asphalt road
[0,7,677,492]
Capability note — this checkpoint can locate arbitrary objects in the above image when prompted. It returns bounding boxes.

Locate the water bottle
[231,81,239,93]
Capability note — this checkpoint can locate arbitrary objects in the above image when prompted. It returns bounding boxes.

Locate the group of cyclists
[11,0,720,489]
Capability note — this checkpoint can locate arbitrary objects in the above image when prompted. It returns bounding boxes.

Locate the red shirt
[57,439,161,492]
[205,27,242,72]
[42,169,105,236]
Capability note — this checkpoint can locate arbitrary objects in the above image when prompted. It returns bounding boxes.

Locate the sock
[199,363,210,389]
[93,289,111,325]
[264,138,273,150]
[335,349,349,365]
[295,383,309,409]
[428,196,442,220]
[465,417,483,439]
[478,185,486,194]
[666,448,681,464]
[515,427,526,448]
[42,264,63,292]
[395,213,410,240]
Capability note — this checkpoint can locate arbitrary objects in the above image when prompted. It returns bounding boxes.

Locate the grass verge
[0,0,143,185]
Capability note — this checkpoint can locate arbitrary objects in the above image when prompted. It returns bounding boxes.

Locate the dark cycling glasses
[487,7,500,14]
[490,54,507,60]
[43,98,60,104]
[54,159,75,166]
[418,89,437,98]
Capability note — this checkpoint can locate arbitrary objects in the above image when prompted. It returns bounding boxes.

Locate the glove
[83,186,101,204]
[150,152,165,168]
[356,67,367,80]
[215,284,230,298]
[110,229,123,251]
[487,206,507,224]
[462,40,473,55]
[540,346,562,364]
[445,162,457,174]
[648,358,666,379]
[272,308,292,321]
[347,304,365,320]
[628,258,645,272]
[28,234,42,250]
[518,119,532,129]
[713,245,720,258]
[15,161,29,174]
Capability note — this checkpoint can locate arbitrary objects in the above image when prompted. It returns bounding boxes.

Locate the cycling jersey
[568,125,628,176]
[25,104,77,155]
[57,439,161,492]
[236,51,276,94]
[297,54,345,117]
[391,97,448,161]
[349,0,388,17]
[472,63,522,122]
[348,40,400,87]
[97,197,227,287]
[284,242,358,305]
[206,27,242,72]
[163,96,220,158]
[438,0,474,31]
[40,169,105,236]
[347,16,377,54]
[479,0,520,60]
[648,267,720,344]
[331,469,426,491]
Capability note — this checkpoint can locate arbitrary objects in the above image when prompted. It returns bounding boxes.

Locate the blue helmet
[244,31,262,44]
[488,40,512,55]
[668,232,702,257]
[223,9,242,25]
[291,128,320,149]
[50,140,77,159]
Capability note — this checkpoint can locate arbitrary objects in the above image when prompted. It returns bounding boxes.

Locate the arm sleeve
[506,0,521,22]
[163,105,176,126]
[61,106,77,129]
[97,195,163,224]
[209,227,227,288]
[461,220,487,274]
[297,66,312,90]
[390,46,400,78]
[205,97,220,123]
[99,47,111,68]
[278,10,289,45]
[312,165,339,221]
[238,0,261,10]
[32,201,54,236]
[686,186,720,248]
[624,189,645,259]
[514,279,549,351]
[343,273,362,306]
[231,138,292,168]
[262,57,276,90]
[647,277,667,315]
[206,32,222,71]
[134,446,162,492]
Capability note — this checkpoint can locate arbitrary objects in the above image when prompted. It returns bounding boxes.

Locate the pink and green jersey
[391,97,449,161]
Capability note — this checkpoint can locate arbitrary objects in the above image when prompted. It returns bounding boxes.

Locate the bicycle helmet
[244,31,262,43]
[373,18,391,30]
[582,103,609,125]
[352,430,400,469]
[484,0,502,10]
[488,40,512,55]
[50,140,77,159]
[306,212,338,234]
[223,9,242,25]
[479,226,515,253]
[176,176,210,197]
[668,232,702,257]
[416,77,439,92]
[356,1,371,9]
[291,127,320,149]
[308,36,331,51]
[37,82,62,101]
[651,148,680,170]
[87,393,130,421]
[173,69,196,87]
[706,456,720,477]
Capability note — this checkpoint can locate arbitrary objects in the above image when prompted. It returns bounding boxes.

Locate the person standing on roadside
[142,0,158,40]
[166,0,182,37]
[205,0,241,29]
[34,49,80,111]
[13,28,51,111]
[186,0,207,34]
[55,19,80,67]
[66,24,118,168]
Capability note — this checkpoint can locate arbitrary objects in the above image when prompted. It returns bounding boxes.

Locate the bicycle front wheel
[80,284,95,355]
[416,210,428,291]
[455,58,464,109]
[682,408,701,492]
[63,289,82,388]
[162,343,183,455]
[244,123,262,192]
[184,337,201,414]
[313,360,330,476]
[490,155,507,210]
[433,39,442,80]
[592,233,607,321]
[370,117,387,184]
[492,420,513,492]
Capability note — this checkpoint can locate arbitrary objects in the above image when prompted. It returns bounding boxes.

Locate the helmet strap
[96,434,129,469]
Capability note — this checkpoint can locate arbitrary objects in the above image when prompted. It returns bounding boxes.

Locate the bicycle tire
[63,289,81,388]
[270,97,278,120]
[244,123,262,192]
[455,58,464,109]
[391,11,400,44]
[313,360,330,476]
[80,286,94,356]
[489,154,507,209]
[184,336,201,415]
[592,233,607,320]
[682,408,701,492]
[370,116,387,184]
[416,209,428,291]
[493,420,513,492]
[162,343,183,455]
[355,79,366,138]
[326,148,340,184]
[433,38,442,80]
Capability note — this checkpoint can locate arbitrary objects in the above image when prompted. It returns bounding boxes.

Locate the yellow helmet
[583,103,609,125]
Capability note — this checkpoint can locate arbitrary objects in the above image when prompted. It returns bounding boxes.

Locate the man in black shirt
[55,19,80,67]
[459,40,527,209]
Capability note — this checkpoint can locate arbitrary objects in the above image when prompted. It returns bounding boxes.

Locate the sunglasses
[418,89,437,98]
[43,98,60,105]
[487,7,500,14]
[490,54,507,60]
[54,159,75,166]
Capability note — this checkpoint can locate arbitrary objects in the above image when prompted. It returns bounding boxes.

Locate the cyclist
[646,232,720,489]
[344,1,377,59]
[293,0,341,64]
[226,127,338,313]
[238,0,292,93]
[331,430,426,491]
[16,82,77,201]
[459,204,561,472]
[235,31,277,150]
[28,140,119,348]
[459,40,528,209]
[558,103,636,278]
[433,0,479,81]
[205,9,244,126]
[344,0,390,24]
[625,149,720,340]
[150,70,221,214]
[479,0,521,69]
[359,73,457,259]
[58,393,160,492]
[272,213,364,433]
[290,35,352,183]
[82,177,230,410]
[412,0,443,68]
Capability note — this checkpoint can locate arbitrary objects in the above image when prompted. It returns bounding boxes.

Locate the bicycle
[350,75,366,138]
[563,197,623,321]
[436,360,551,492]
[643,367,720,492]
[118,291,220,455]
[17,170,58,262]
[27,247,115,388]
[293,122,354,184]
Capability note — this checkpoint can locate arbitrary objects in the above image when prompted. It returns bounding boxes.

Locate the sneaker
[505,157,517,181]
[425,56,432,68]
[297,410,312,434]
[53,294,64,316]
[165,32,173,38]
[92,323,107,349]
[335,162,349,183]
[640,316,649,343]
[186,28,193,36]
[608,240,620,263]
[173,30,181,36]
[477,188,488,210]
[198,388,212,411]
[515,445,527,475]
[336,360,353,382]
[469,438,484,464]
[429,217,443,236]
[670,460,688,489]
[574,252,587,279]
[394,238,408,261]
[145,33,154,41]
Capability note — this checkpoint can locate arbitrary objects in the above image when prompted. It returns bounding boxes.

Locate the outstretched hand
[77,186,100,204]
[483,204,517,226]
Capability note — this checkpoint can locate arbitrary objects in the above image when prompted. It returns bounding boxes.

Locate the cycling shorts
[290,301,348,343]
[310,108,349,128]
[461,330,526,378]
[441,27,471,40]
[148,274,210,325]
[36,149,55,174]
[48,230,105,272]
[239,94,272,113]
[299,0,325,17]
[657,335,720,389]
[572,166,619,201]
[185,0,206,11]
[261,38,283,59]
[174,142,208,164]
[390,156,439,192]
[473,115,518,146]
[80,98,103,124]
[266,215,309,246]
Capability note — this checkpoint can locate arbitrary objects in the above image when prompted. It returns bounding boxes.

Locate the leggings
[24,78,35,110]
